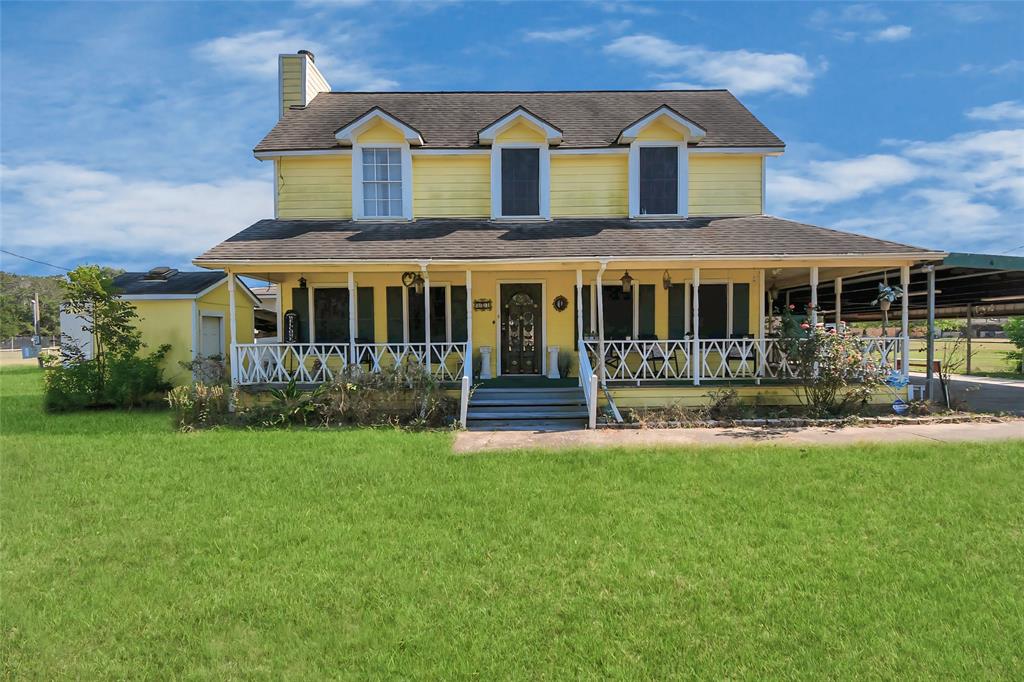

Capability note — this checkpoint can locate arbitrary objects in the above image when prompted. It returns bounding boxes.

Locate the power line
[1002,244,1024,255]
[0,249,70,272]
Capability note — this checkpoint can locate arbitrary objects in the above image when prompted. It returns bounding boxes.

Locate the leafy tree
[1004,317,1024,373]
[0,271,64,338]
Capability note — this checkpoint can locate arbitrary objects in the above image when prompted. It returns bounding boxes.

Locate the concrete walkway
[454,421,1024,453]
[911,372,1024,415]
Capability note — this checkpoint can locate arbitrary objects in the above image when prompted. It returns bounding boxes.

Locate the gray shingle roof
[113,271,225,296]
[195,216,936,264]
[255,90,784,152]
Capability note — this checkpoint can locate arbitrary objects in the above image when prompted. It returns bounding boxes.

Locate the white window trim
[628,141,689,219]
[352,142,413,221]
[491,143,550,220]
[197,311,226,359]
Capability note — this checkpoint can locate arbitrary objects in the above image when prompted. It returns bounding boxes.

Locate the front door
[501,283,542,374]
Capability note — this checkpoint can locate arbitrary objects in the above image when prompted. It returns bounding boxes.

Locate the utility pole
[32,292,43,367]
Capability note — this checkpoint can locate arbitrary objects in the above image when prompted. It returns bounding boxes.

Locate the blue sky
[1,0,1021,275]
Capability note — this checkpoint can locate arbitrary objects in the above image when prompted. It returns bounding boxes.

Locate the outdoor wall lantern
[662,270,672,290]
[402,271,425,294]
[620,271,634,294]
[298,276,307,289]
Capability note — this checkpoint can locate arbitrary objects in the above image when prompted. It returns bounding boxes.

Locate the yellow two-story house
[196,50,944,428]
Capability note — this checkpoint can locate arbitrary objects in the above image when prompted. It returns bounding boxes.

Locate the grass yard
[2,365,1023,678]
[909,338,1021,378]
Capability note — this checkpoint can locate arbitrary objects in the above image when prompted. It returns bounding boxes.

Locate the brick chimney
[278,50,331,117]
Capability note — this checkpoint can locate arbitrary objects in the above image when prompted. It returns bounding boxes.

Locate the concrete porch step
[466,419,588,432]
[468,406,590,420]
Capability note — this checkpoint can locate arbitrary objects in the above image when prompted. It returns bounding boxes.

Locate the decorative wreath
[552,295,569,312]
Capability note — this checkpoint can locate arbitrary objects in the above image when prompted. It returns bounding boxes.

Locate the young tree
[1003,316,1024,373]
[59,265,143,397]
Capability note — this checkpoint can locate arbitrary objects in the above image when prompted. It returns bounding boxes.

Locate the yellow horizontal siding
[280,55,303,111]
[413,155,490,217]
[635,117,686,141]
[277,156,352,218]
[689,155,762,216]
[357,119,406,143]
[551,155,628,217]
[495,120,547,143]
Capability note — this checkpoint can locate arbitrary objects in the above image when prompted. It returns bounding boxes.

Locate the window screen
[501,148,540,216]
[639,146,678,215]
[313,288,349,343]
[408,287,447,343]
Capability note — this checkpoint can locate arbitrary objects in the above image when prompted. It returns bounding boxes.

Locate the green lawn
[2,366,1023,678]
[909,338,1021,378]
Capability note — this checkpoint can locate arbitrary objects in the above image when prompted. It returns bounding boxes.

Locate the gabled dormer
[479,107,562,220]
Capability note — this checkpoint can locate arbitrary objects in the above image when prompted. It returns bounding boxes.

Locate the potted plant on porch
[873,283,903,336]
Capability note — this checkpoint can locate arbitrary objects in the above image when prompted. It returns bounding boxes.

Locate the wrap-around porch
[226,262,912,390]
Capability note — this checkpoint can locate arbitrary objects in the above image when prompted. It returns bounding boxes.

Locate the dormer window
[501,148,540,217]
[639,147,678,215]
[361,148,404,218]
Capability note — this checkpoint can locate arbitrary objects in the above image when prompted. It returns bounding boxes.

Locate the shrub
[42,354,101,412]
[167,383,232,431]
[309,363,456,428]
[1004,317,1024,373]
[106,345,171,408]
[179,354,228,385]
[783,327,889,417]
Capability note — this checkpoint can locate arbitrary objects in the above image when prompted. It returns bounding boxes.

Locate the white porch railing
[577,339,599,429]
[582,337,904,385]
[233,342,467,385]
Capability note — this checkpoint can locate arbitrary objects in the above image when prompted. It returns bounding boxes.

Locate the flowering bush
[782,326,889,416]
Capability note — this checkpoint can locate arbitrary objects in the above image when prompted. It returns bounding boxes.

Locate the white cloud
[768,127,1024,253]
[594,1,658,16]
[1,162,272,270]
[604,34,821,95]
[771,155,920,207]
[966,100,1024,121]
[838,3,888,23]
[194,29,398,90]
[524,26,597,42]
[868,25,912,42]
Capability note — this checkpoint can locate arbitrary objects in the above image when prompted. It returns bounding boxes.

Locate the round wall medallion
[552,295,569,312]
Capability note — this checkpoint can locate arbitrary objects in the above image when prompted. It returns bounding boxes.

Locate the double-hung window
[639,146,679,215]
[362,148,403,218]
[500,148,540,217]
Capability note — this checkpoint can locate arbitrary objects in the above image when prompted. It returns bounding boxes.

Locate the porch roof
[195,216,942,266]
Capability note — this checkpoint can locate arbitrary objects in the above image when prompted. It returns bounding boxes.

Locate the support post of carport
[692,266,700,386]
[348,271,357,368]
[925,265,936,400]
[900,265,910,376]
[834,277,843,329]
[809,266,819,328]
[966,303,973,375]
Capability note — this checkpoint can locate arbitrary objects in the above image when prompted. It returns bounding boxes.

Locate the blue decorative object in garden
[884,371,911,414]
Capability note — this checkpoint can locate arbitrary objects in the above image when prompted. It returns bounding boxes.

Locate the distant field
[909,338,1020,377]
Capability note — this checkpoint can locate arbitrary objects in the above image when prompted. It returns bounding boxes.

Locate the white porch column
[227,270,238,389]
[576,268,584,343]
[692,266,700,386]
[756,269,765,384]
[809,266,819,328]
[596,261,607,384]
[900,264,910,376]
[348,271,357,368]
[834,277,843,329]
[422,264,431,375]
[465,269,473,383]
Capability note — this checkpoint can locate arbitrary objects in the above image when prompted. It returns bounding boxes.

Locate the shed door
[200,315,223,358]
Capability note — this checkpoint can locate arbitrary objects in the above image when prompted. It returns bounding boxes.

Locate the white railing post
[588,373,598,429]
[757,268,765,385]
[459,375,470,427]
[596,261,607,385]
[692,267,700,386]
